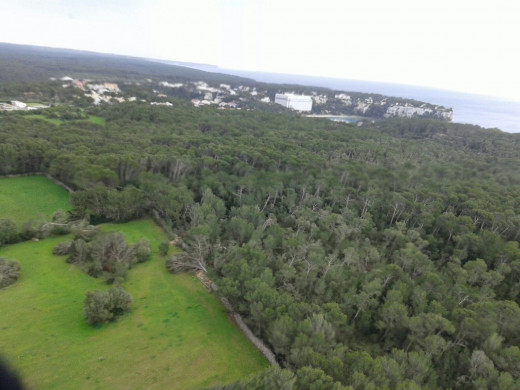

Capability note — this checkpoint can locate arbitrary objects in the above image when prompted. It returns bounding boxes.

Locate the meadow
[0,176,70,224]
[0,177,267,389]
[25,114,106,126]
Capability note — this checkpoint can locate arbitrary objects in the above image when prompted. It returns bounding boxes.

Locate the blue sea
[193,66,520,133]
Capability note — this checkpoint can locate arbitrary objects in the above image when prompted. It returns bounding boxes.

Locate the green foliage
[52,239,73,255]
[133,238,151,263]
[207,367,352,390]
[55,230,151,281]
[2,80,520,388]
[158,241,170,256]
[20,218,44,240]
[0,258,20,288]
[70,186,145,222]
[0,220,268,389]
[83,287,133,325]
[207,367,296,390]
[0,219,17,245]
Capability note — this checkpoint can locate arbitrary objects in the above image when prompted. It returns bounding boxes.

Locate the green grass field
[0,176,70,224]
[25,114,63,125]
[86,115,106,125]
[0,219,268,389]
[25,114,106,126]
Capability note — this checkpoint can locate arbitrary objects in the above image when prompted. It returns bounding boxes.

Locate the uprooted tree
[166,234,213,274]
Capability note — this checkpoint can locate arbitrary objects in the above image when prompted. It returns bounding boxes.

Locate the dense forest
[0,43,251,85]
[1,98,520,389]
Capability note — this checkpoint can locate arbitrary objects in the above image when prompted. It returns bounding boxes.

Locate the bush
[83,287,133,325]
[54,230,151,281]
[20,219,41,240]
[52,239,74,255]
[0,258,21,288]
[158,241,170,256]
[0,219,18,246]
[132,239,151,263]
[51,209,68,223]
[70,221,98,241]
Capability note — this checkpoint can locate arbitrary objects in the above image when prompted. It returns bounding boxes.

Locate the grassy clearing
[86,115,105,125]
[0,219,268,389]
[25,114,62,125]
[24,114,105,126]
[0,176,70,224]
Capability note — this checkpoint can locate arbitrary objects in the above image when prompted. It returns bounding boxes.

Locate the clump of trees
[207,367,349,390]
[54,231,150,282]
[83,287,133,325]
[0,258,20,288]
[69,186,146,223]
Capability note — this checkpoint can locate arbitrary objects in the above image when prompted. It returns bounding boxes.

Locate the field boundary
[196,271,279,367]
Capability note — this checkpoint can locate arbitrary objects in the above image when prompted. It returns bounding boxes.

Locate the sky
[1,0,519,102]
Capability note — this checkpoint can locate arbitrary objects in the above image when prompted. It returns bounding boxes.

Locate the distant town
[1,75,454,122]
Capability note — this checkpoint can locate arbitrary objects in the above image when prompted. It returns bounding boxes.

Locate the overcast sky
[1,0,519,102]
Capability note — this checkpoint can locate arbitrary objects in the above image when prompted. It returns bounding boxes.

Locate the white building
[11,101,27,109]
[274,93,313,112]
[159,81,183,88]
[151,101,173,106]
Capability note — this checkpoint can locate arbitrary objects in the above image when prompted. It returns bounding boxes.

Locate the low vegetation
[158,241,170,256]
[84,287,133,325]
[55,231,151,282]
[0,258,20,288]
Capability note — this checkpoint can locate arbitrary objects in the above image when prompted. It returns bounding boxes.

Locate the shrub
[0,219,18,246]
[54,231,151,281]
[83,290,111,325]
[70,221,98,241]
[133,239,151,263]
[50,209,67,222]
[158,241,170,256]
[52,239,74,255]
[0,258,21,288]
[68,239,90,264]
[83,287,133,325]
[20,219,41,240]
